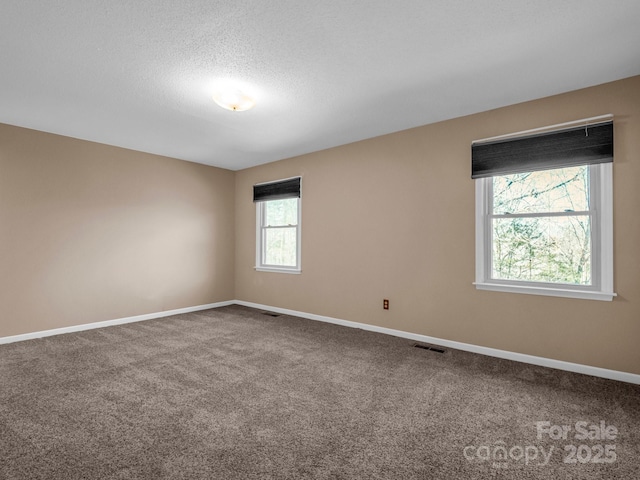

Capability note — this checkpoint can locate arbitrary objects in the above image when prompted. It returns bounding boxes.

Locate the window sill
[473,282,616,301]
[255,267,301,274]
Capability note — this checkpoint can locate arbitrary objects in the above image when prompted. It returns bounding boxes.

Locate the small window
[472,120,615,301]
[254,177,301,273]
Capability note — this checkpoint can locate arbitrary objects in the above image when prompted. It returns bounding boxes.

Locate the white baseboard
[235,300,640,385]
[3,299,638,385]
[0,300,234,345]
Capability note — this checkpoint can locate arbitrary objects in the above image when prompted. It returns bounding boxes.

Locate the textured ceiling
[1,1,640,171]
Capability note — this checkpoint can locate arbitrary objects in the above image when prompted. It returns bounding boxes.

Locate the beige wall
[0,124,235,337]
[235,75,640,375]
[2,76,638,375]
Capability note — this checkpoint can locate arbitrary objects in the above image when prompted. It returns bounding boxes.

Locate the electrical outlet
[383,299,389,310]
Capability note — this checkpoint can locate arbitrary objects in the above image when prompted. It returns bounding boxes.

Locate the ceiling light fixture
[212,87,256,112]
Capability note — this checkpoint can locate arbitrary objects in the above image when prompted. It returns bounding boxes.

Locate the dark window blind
[471,121,613,179]
[253,177,301,202]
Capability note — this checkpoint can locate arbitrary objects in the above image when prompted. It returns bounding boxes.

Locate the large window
[254,177,301,273]
[473,120,615,301]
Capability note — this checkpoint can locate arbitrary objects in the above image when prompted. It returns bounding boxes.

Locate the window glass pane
[492,215,591,285]
[265,198,298,226]
[264,227,297,266]
[493,166,589,215]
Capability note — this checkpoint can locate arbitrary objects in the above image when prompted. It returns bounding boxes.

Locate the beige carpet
[1,304,638,479]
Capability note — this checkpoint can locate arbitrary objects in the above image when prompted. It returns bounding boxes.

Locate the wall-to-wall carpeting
[1,305,638,479]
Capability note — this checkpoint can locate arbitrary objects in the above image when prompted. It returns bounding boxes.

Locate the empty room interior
[1,1,639,479]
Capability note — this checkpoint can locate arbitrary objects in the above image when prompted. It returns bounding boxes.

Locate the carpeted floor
[1,304,638,479]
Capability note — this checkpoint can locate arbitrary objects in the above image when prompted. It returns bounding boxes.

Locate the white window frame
[474,163,615,301]
[255,196,301,274]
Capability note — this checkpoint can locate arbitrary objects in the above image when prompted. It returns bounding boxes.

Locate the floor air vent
[262,312,281,317]
[414,343,445,354]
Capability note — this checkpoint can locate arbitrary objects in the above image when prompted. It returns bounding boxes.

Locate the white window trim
[255,197,302,274]
[474,163,615,301]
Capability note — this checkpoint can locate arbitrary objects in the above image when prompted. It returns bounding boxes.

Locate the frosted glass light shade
[212,89,256,112]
